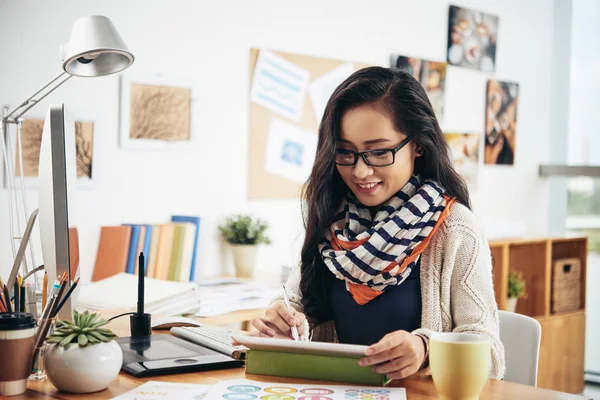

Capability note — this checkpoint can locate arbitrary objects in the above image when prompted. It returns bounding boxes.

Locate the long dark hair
[300,67,471,325]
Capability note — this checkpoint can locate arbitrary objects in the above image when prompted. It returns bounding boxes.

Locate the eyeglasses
[335,137,412,167]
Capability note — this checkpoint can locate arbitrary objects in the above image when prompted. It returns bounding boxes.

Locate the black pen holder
[130,313,152,337]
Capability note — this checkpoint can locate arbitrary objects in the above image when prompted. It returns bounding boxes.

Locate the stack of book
[77,272,200,316]
[91,215,201,283]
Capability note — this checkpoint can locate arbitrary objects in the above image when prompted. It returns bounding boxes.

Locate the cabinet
[489,236,587,393]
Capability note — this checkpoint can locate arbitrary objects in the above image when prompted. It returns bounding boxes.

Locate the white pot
[230,244,258,278]
[45,341,122,393]
[507,297,518,313]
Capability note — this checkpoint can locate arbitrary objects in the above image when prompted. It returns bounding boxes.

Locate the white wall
[0,0,556,284]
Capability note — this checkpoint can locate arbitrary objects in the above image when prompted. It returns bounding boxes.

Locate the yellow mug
[429,332,491,400]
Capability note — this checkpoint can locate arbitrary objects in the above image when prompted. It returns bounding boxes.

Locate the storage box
[551,258,582,314]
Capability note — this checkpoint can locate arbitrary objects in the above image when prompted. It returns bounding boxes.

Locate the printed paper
[308,63,355,123]
[250,50,310,122]
[264,118,317,183]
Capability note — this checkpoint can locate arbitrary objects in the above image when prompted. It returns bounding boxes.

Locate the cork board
[248,48,370,199]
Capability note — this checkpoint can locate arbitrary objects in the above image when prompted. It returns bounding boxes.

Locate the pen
[282,285,299,341]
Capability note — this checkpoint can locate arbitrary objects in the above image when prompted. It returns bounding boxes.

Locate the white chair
[498,310,542,386]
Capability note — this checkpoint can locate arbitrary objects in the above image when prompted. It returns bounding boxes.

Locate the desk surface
[20,309,590,400]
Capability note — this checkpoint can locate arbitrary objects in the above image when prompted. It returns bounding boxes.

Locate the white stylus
[282,285,300,341]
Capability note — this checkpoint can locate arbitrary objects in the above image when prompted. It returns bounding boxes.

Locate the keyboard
[170,326,248,360]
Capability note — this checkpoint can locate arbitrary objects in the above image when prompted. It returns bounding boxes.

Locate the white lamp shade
[61,15,134,77]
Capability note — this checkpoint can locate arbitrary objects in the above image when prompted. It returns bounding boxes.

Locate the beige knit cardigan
[271,203,506,380]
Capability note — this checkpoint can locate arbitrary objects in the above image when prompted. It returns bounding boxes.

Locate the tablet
[231,335,368,359]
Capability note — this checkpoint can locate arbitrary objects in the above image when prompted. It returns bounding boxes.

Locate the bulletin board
[248,48,370,199]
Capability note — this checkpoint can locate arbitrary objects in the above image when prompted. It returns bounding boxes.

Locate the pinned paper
[308,63,355,123]
[250,50,310,122]
[264,118,317,183]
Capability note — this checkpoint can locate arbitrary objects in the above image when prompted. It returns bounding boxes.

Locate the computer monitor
[38,103,80,320]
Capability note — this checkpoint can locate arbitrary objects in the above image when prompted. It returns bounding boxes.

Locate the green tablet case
[245,349,390,386]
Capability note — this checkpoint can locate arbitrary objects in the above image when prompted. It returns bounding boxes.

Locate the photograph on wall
[485,80,518,165]
[447,5,499,72]
[264,117,317,183]
[444,132,480,188]
[119,73,192,149]
[14,118,94,179]
[390,55,447,121]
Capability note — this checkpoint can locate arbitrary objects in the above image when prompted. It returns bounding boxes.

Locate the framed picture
[390,55,447,122]
[444,132,481,188]
[447,5,499,72]
[485,80,519,165]
[3,117,96,189]
[119,73,193,150]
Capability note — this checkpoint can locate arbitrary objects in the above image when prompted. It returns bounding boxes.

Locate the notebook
[92,226,132,282]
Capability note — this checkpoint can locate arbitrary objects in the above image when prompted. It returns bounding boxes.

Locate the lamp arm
[4,72,72,121]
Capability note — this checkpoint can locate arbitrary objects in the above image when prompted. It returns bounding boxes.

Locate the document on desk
[110,381,212,399]
[206,379,407,399]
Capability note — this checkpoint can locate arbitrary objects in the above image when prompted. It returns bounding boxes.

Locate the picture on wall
[447,5,499,72]
[390,55,447,121]
[485,80,518,165]
[119,74,192,149]
[15,119,94,179]
[444,132,480,188]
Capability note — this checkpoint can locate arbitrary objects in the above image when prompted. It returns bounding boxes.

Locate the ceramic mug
[429,332,491,400]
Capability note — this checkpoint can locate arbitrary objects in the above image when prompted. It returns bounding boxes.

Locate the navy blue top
[330,258,422,346]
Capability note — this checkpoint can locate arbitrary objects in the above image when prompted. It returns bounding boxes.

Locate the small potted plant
[218,214,271,278]
[507,271,527,313]
[44,310,122,394]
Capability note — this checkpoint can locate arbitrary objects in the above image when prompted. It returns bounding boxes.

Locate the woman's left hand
[358,331,426,380]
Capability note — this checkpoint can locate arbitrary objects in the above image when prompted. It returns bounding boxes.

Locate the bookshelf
[489,235,587,394]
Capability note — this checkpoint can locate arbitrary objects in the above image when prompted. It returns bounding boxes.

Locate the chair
[498,310,542,386]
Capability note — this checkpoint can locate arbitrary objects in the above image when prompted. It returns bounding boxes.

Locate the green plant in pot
[218,214,271,278]
[44,310,123,394]
[507,271,527,313]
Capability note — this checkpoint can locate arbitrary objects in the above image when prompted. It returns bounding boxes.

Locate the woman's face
[336,102,422,209]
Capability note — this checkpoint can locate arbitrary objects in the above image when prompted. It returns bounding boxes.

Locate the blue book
[142,225,153,275]
[170,215,201,281]
[124,224,141,274]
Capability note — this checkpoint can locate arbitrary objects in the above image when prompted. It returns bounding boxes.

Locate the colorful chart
[207,379,405,400]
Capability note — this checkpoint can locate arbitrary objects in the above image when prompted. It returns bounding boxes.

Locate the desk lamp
[1,15,134,296]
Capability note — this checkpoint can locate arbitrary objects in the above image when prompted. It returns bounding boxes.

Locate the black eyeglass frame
[334,137,412,167]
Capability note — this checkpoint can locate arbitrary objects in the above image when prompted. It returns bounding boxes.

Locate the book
[245,349,390,386]
[178,223,196,282]
[142,224,153,274]
[92,226,132,282]
[170,215,201,281]
[155,224,176,280]
[168,224,186,281]
[147,225,161,278]
[124,225,142,274]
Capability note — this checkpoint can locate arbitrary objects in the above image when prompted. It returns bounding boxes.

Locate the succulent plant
[46,310,118,347]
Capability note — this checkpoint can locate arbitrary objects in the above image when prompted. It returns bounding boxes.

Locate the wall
[0,0,556,283]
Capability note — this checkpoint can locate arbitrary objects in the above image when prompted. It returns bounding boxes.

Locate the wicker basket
[551,258,582,314]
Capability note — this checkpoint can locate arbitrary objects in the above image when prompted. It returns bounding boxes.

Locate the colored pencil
[2,283,12,313]
[55,278,79,315]
[42,272,48,310]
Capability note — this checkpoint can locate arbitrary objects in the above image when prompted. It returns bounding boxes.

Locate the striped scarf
[319,176,455,305]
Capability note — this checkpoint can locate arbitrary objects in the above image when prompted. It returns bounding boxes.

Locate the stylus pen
[282,285,299,341]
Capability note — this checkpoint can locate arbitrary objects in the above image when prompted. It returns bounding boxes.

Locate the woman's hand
[358,331,426,380]
[251,301,307,340]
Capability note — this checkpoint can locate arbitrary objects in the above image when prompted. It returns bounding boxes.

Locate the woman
[251,67,505,380]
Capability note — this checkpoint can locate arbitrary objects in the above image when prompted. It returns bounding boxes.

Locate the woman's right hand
[251,301,307,340]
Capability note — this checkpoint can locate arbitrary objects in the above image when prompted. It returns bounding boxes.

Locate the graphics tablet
[231,335,368,359]
[117,334,244,377]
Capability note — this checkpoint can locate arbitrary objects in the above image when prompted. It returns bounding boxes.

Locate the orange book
[92,226,132,282]
[154,224,175,280]
[68,227,80,280]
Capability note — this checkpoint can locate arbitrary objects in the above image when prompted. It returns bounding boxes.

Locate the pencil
[19,281,25,313]
[42,272,48,310]
[2,284,12,313]
[55,278,79,316]
[13,278,20,315]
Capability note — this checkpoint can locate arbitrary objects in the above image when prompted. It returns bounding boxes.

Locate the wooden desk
[20,309,591,400]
